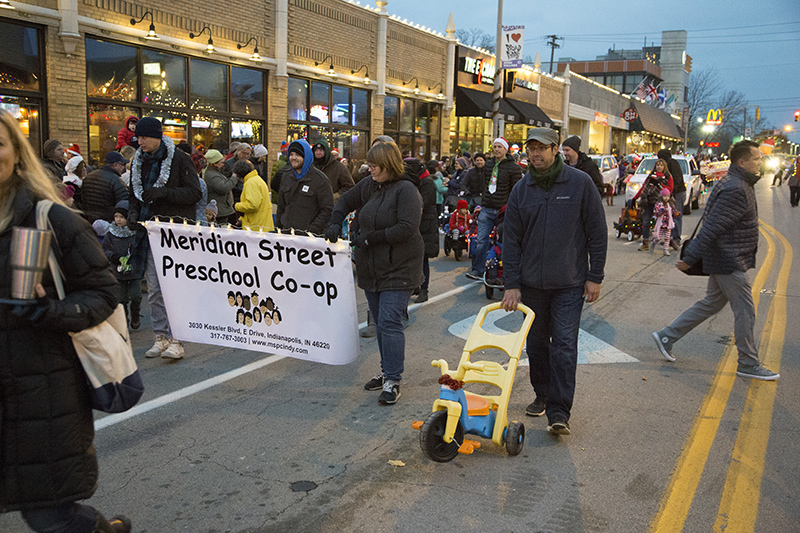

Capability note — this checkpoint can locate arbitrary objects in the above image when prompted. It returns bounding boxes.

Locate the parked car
[625,155,703,214]
[590,155,619,194]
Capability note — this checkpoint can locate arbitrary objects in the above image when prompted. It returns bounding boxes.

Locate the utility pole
[545,34,562,74]
[491,0,504,139]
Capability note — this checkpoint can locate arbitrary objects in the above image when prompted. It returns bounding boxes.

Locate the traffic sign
[745,127,751,138]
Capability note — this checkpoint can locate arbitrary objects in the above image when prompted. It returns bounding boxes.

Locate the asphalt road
[2,175,797,532]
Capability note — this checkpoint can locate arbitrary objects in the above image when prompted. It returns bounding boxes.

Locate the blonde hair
[0,110,63,206]
[366,142,404,180]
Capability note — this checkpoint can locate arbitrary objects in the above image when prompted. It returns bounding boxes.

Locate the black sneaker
[378,380,400,404]
[130,314,140,330]
[547,417,571,435]
[364,372,384,391]
[465,270,482,280]
[525,397,546,417]
[736,364,779,381]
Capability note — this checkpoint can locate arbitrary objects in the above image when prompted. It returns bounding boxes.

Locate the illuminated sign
[622,108,638,122]
[706,108,724,126]
[594,112,608,126]
[143,63,162,76]
[513,78,539,91]
[462,56,495,85]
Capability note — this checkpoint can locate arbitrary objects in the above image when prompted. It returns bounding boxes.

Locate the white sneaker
[161,338,185,360]
[145,334,169,358]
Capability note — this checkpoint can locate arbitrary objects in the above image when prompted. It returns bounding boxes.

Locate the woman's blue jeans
[364,289,412,381]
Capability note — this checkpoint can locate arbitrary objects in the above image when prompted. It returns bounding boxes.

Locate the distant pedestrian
[203,149,239,225]
[657,148,686,249]
[233,159,274,231]
[652,140,779,381]
[312,138,355,202]
[116,115,139,149]
[40,138,66,183]
[561,136,604,198]
[788,156,799,207]
[81,151,130,224]
[102,200,143,329]
[651,189,679,256]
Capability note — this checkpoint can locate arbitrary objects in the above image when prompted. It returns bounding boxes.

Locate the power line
[555,20,800,38]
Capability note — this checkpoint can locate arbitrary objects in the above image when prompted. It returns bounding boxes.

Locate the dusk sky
[385,0,799,139]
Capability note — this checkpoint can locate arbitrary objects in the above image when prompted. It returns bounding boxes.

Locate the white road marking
[97,282,482,431]
[447,311,639,366]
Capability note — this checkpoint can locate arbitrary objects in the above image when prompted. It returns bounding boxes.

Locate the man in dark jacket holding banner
[652,140,779,381]
[501,127,607,436]
[128,116,202,361]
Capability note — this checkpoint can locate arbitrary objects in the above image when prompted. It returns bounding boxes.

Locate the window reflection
[142,50,185,106]
[231,67,264,116]
[190,59,227,113]
[310,82,329,123]
[0,21,41,92]
[86,39,137,101]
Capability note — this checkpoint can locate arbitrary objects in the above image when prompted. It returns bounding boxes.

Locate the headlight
[767,158,779,169]
[629,182,641,191]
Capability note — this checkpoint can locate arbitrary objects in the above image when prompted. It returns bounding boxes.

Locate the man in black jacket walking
[466,138,522,280]
[652,140,779,381]
[561,136,604,198]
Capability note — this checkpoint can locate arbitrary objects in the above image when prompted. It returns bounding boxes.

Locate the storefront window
[287,78,308,121]
[384,96,399,131]
[287,123,306,143]
[142,50,185,107]
[352,89,369,128]
[88,104,139,163]
[231,66,263,116]
[415,102,429,134]
[191,116,228,152]
[0,21,41,92]
[331,85,349,125]
[399,99,413,133]
[1,95,41,152]
[310,82,329,123]
[86,38,137,101]
[190,59,227,113]
[86,38,267,165]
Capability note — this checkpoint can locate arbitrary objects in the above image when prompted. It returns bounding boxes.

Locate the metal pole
[491,0,504,139]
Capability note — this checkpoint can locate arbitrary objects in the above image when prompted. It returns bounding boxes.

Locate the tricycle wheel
[485,285,494,299]
[615,228,621,239]
[454,247,462,261]
[627,230,635,241]
[443,239,451,256]
[505,421,525,456]
[420,410,464,462]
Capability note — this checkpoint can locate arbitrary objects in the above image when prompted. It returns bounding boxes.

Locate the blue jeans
[146,248,171,337]
[21,502,98,532]
[522,285,585,422]
[671,191,686,242]
[364,289,412,381]
[471,206,499,274]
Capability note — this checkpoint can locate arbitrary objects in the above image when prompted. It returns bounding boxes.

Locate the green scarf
[529,153,564,191]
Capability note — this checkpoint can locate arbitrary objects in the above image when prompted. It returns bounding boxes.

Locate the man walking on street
[658,148,686,249]
[466,138,522,280]
[561,135,604,198]
[81,151,129,224]
[128,116,202,360]
[652,140,779,381]
[501,128,607,436]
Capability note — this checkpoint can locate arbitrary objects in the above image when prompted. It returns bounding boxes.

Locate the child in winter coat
[102,200,143,328]
[448,199,472,234]
[651,188,680,256]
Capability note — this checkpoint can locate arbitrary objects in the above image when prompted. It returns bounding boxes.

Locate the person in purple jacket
[501,127,607,437]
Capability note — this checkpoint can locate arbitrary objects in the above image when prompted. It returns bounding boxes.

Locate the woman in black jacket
[326,142,423,405]
[405,158,439,303]
[0,111,131,532]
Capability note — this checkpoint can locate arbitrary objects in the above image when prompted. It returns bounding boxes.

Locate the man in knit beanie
[561,135,604,197]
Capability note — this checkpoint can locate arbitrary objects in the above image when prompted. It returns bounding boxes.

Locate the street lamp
[404,77,420,95]
[237,37,262,62]
[130,11,160,40]
[189,26,215,53]
[315,56,336,77]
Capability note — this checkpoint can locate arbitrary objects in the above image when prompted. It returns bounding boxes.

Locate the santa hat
[67,143,81,156]
[492,137,509,150]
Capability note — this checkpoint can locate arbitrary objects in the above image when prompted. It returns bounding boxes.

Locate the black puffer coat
[406,159,439,259]
[462,164,489,199]
[481,154,523,209]
[573,151,605,197]
[0,186,119,512]
[81,164,128,223]
[683,164,759,275]
[329,170,424,293]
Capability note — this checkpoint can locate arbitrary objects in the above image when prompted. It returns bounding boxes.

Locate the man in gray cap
[501,127,607,436]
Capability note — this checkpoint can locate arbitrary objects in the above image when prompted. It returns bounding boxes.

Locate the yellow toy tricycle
[415,302,535,462]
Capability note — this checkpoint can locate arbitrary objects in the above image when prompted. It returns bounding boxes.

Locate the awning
[506,98,554,128]
[629,101,682,140]
[455,86,518,122]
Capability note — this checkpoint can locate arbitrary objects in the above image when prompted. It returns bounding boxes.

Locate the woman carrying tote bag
[0,110,132,532]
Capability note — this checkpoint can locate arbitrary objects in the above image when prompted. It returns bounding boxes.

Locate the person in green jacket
[426,160,448,217]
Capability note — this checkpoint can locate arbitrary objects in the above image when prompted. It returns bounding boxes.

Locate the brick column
[46,25,88,149]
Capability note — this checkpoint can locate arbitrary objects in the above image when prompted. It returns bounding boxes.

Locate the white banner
[144,221,358,365]
[501,26,525,69]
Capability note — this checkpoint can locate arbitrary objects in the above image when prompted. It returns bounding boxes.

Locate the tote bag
[36,200,144,413]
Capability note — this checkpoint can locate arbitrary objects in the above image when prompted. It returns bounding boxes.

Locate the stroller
[613,204,643,241]
[443,201,472,261]
[483,205,506,299]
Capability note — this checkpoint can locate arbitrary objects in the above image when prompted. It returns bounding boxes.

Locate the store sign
[501,26,524,69]
[513,78,539,91]
[594,112,608,126]
[622,107,638,122]
[706,108,724,126]
[143,63,161,76]
[462,56,495,85]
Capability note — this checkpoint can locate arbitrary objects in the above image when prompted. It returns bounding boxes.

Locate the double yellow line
[649,221,791,533]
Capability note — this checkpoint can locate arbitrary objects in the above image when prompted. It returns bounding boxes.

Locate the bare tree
[455,27,495,53]
[685,68,719,146]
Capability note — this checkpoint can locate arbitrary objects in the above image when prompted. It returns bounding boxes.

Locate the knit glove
[142,187,168,204]
[324,224,342,243]
[127,212,143,231]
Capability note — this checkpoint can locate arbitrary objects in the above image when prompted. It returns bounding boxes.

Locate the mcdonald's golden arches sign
[706,108,724,126]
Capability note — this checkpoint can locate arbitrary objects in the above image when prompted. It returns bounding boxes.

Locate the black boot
[130,299,141,330]
[415,289,429,303]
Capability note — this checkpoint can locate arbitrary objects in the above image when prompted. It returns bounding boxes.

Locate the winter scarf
[529,153,564,191]
[130,136,174,222]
